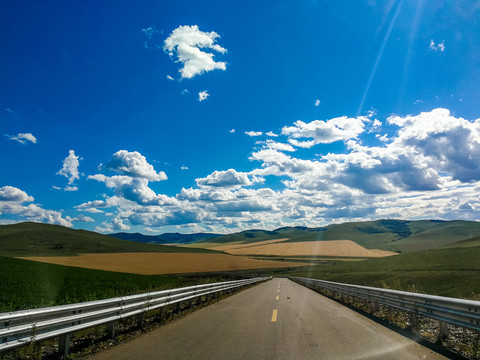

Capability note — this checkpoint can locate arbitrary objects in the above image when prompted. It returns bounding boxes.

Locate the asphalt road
[89,278,447,360]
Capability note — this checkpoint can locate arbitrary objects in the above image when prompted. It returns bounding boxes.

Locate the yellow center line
[275,295,279,301]
[277,289,280,293]
[271,309,278,322]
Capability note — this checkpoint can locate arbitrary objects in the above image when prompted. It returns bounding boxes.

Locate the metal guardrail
[291,277,480,332]
[0,277,267,355]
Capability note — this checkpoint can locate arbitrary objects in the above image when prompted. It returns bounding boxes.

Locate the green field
[199,219,480,253]
[264,245,480,300]
[3,220,480,312]
[0,222,220,257]
[0,255,242,313]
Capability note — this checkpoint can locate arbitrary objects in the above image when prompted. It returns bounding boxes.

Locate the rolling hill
[193,220,480,253]
[0,222,220,257]
[110,231,222,244]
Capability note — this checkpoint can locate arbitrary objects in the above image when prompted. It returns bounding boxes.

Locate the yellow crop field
[18,253,305,275]
[210,239,398,257]
[208,238,290,252]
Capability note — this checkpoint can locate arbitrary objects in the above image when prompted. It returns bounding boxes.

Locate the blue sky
[1,0,480,234]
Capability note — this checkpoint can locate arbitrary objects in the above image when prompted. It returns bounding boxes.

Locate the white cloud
[282,116,366,144]
[230,129,236,133]
[0,186,72,226]
[429,40,445,52]
[66,214,94,222]
[166,75,174,81]
[181,165,189,170]
[198,90,209,102]
[6,133,37,145]
[102,150,167,181]
[287,139,315,148]
[264,139,296,152]
[315,99,320,107]
[64,186,79,192]
[0,186,34,203]
[164,25,227,79]
[74,109,480,232]
[89,151,173,207]
[265,131,278,137]
[245,131,263,137]
[96,217,131,233]
[57,150,80,186]
[196,169,255,187]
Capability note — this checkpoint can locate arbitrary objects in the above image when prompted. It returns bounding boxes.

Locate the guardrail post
[437,321,449,343]
[106,322,116,340]
[59,334,71,358]
[137,313,145,329]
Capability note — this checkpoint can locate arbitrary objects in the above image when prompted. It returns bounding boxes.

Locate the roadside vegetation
[261,245,480,300]
[0,256,242,313]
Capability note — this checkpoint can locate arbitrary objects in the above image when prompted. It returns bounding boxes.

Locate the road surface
[89,278,447,360]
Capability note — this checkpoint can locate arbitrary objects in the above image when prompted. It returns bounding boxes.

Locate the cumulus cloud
[6,133,37,145]
[0,186,34,203]
[315,99,320,107]
[75,109,480,232]
[229,129,236,133]
[102,150,167,181]
[282,116,366,145]
[164,25,227,79]
[264,140,296,152]
[0,186,72,226]
[265,131,278,137]
[198,90,209,101]
[96,217,131,233]
[88,150,172,207]
[57,150,80,186]
[196,169,257,187]
[245,131,263,137]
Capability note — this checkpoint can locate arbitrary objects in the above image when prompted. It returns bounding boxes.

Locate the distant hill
[194,220,480,253]
[0,222,220,257]
[110,232,222,244]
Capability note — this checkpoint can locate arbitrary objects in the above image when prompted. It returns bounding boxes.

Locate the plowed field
[18,253,305,275]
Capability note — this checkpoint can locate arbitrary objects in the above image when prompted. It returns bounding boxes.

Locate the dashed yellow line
[277,289,280,293]
[275,295,279,301]
[271,309,278,322]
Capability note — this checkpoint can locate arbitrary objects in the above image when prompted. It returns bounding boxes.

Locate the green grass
[0,255,243,313]
[0,222,220,257]
[259,245,480,300]
[198,219,480,254]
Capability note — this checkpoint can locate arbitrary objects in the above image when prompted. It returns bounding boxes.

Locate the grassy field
[196,220,480,253]
[19,252,305,275]
[0,255,252,313]
[0,222,219,256]
[264,245,480,300]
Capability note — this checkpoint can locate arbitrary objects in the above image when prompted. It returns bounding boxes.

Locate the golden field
[18,252,305,275]
[207,239,398,257]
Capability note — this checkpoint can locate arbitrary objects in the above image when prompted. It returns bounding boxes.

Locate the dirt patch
[18,253,305,275]
[213,240,398,257]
